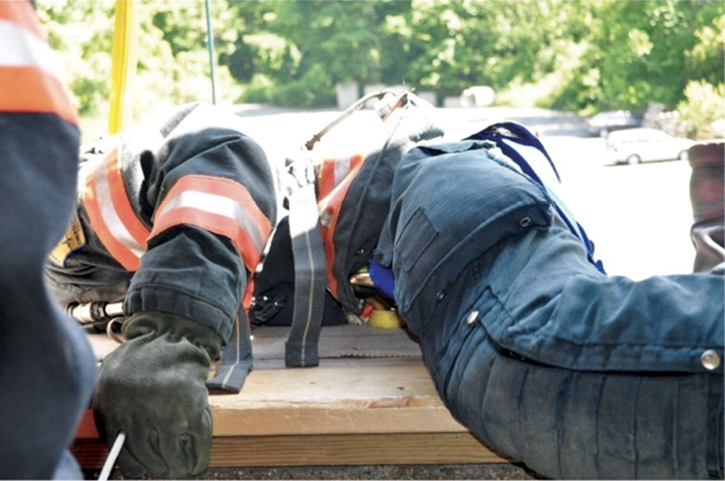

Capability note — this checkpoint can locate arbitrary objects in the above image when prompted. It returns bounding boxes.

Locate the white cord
[98,431,126,481]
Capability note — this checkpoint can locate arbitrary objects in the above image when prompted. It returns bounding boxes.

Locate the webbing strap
[467,122,605,273]
[285,183,327,367]
[206,304,253,393]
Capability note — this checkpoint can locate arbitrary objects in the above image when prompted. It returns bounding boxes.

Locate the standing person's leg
[1,4,96,475]
[0,116,97,478]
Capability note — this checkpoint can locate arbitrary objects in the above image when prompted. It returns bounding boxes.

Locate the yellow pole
[108,0,138,134]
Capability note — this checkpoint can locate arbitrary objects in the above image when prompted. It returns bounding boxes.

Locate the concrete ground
[89,463,543,480]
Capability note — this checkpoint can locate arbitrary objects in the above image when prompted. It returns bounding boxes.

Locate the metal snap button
[436,290,445,301]
[701,350,721,370]
[520,217,531,227]
[465,310,479,325]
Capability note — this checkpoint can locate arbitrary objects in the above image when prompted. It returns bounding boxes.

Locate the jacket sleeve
[129,104,277,342]
[79,103,277,342]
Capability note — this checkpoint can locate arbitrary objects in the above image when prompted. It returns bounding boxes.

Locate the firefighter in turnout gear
[45,102,277,478]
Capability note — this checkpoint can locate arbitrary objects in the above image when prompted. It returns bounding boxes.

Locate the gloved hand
[92,312,222,478]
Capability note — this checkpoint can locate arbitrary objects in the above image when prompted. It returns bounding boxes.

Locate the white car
[606,128,695,165]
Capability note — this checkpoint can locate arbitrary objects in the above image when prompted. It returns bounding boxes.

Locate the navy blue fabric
[329,94,444,314]
[377,140,724,479]
[46,103,277,343]
[0,113,97,479]
[466,122,604,272]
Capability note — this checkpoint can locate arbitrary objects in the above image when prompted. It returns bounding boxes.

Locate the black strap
[285,183,327,367]
[206,304,253,393]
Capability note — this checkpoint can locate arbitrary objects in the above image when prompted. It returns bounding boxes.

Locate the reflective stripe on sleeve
[0,7,78,125]
[151,175,272,272]
[83,148,150,271]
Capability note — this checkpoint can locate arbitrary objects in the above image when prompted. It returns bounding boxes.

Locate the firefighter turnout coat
[45,102,276,344]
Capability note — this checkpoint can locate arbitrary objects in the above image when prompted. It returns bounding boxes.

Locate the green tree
[37,0,725,119]
[545,0,724,112]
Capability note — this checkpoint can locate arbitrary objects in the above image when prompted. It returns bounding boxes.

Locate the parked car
[606,128,695,165]
[586,110,643,136]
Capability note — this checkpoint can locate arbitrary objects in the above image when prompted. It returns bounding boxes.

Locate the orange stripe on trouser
[0,1,46,40]
[0,3,78,125]
[0,66,78,126]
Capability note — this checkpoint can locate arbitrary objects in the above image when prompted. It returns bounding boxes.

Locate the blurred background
[37,0,724,140]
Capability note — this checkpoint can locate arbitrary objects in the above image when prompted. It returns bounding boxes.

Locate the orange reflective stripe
[106,151,150,247]
[82,148,150,271]
[84,176,142,272]
[317,159,336,200]
[317,155,364,201]
[242,278,255,311]
[0,1,45,39]
[0,66,78,125]
[156,176,271,241]
[151,175,271,272]
[0,5,79,125]
[349,154,363,172]
[318,160,365,297]
[152,208,263,272]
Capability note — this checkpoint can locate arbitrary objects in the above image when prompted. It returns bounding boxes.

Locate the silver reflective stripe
[333,158,351,187]
[0,20,61,77]
[156,190,265,255]
[93,164,146,258]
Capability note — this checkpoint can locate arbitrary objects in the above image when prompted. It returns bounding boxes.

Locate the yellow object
[108,0,139,134]
[49,212,87,267]
[368,309,404,330]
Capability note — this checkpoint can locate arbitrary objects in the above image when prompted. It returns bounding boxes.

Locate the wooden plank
[209,362,468,437]
[76,335,508,469]
[73,433,508,469]
[76,361,467,439]
[81,335,468,439]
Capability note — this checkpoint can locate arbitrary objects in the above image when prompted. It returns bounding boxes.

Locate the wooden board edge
[73,432,510,469]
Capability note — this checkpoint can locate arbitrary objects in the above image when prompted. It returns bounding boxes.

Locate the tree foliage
[38,0,724,122]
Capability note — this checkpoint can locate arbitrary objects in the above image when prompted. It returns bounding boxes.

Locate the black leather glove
[92,312,222,478]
